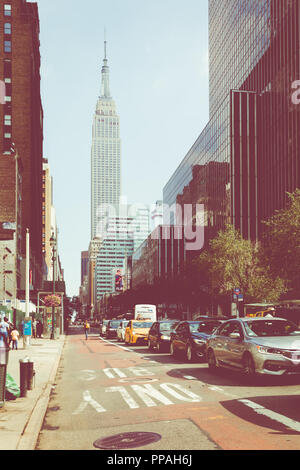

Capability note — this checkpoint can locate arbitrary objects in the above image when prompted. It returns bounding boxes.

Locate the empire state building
[91,41,121,238]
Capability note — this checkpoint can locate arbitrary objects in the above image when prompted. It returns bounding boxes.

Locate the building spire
[100,32,111,98]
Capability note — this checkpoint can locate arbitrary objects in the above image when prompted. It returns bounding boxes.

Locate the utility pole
[50,233,56,340]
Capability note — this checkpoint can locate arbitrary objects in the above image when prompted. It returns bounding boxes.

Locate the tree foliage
[194,224,286,303]
[262,189,300,291]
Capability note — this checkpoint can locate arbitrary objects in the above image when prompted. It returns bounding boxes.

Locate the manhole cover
[93,432,162,450]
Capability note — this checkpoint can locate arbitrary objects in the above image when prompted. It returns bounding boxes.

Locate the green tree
[195,224,286,303]
[262,189,300,291]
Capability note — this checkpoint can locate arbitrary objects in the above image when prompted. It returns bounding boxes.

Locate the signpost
[233,289,244,317]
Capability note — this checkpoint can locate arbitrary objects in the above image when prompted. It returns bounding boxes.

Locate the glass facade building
[132,226,186,290]
[164,0,300,241]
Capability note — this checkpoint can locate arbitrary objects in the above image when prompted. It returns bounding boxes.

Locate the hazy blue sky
[37,0,209,297]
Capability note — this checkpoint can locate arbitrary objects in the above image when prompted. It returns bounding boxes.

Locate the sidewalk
[0,335,66,450]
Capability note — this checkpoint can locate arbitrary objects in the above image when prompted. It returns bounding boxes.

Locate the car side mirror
[229,332,241,340]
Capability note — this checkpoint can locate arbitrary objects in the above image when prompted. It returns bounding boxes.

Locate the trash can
[0,346,9,408]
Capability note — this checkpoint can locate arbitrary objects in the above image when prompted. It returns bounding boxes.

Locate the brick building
[0,0,44,297]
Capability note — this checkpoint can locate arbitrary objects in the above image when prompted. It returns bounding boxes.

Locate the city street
[36,327,300,451]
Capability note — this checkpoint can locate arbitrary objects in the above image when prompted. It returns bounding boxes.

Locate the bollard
[26,361,35,391]
[19,357,29,398]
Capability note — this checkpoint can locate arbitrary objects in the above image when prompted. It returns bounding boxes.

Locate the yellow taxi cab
[124,319,153,345]
[246,308,275,318]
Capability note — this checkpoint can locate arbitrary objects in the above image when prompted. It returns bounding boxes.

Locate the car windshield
[132,322,152,329]
[189,322,200,333]
[109,321,121,328]
[244,320,300,337]
[198,321,221,333]
[160,322,175,331]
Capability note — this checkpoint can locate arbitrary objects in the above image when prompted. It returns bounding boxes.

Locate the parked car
[106,320,122,339]
[148,320,180,353]
[100,319,109,336]
[170,319,226,361]
[124,320,153,345]
[206,317,300,377]
[117,320,129,342]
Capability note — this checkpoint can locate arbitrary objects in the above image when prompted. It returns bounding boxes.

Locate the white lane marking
[73,382,203,414]
[105,386,139,409]
[99,337,132,352]
[208,385,238,398]
[103,368,127,378]
[183,375,197,380]
[72,390,106,414]
[160,383,202,402]
[129,367,155,377]
[239,399,300,433]
[131,384,174,407]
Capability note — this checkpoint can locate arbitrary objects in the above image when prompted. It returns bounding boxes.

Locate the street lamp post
[50,234,56,340]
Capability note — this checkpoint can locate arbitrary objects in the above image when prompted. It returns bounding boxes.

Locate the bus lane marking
[73,382,203,414]
[72,390,106,415]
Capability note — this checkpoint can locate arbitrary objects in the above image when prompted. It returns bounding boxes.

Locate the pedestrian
[0,317,10,347]
[84,320,90,340]
[37,320,43,338]
[5,319,14,349]
[32,319,37,338]
[10,327,19,350]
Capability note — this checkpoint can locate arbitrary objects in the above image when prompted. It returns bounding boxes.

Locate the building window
[4,4,11,16]
[4,133,11,138]
[4,114,11,126]
[4,40,11,53]
[4,23,11,34]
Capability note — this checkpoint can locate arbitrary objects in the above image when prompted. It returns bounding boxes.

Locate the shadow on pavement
[220,394,300,435]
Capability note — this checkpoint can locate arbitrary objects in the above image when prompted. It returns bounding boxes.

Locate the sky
[36,0,210,297]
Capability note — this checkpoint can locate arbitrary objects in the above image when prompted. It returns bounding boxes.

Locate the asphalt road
[36,327,300,451]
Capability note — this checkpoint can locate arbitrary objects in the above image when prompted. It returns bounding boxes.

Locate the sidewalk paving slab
[0,335,66,450]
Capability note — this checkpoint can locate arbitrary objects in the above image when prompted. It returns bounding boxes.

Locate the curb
[16,336,66,450]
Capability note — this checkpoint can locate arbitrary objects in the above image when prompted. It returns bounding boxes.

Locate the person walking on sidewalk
[0,317,10,347]
[10,327,19,350]
[37,320,43,338]
[84,320,90,340]
[32,319,37,339]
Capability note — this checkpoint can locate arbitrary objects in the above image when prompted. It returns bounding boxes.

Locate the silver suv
[206,318,300,377]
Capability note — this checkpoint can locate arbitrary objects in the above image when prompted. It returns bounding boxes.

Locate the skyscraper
[91,40,121,239]
[164,0,300,242]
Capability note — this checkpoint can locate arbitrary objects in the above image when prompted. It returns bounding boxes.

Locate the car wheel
[186,344,194,362]
[170,341,177,357]
[207,349,217,371]
[243,353,256,377]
